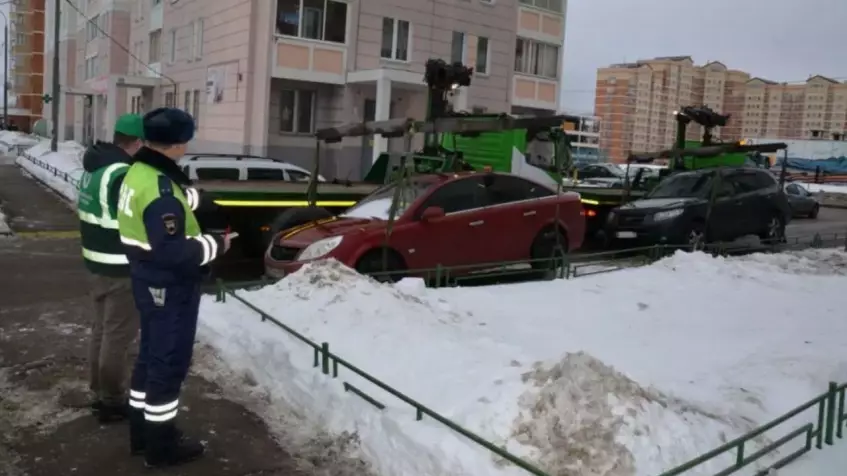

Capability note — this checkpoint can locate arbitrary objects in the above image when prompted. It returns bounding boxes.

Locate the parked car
[178,154,326,182]
[605,167,792,247]
[784,182,820,218]
[574,163,627,188]
[264,172,585,279]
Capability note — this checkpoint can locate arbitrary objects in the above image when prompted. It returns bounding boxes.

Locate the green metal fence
[214,282,551,476]
[658,382,847,476]
[213,231,846,293]
[212,236,847,475]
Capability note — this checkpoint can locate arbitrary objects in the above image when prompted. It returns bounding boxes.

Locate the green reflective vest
[117,162,202,250]
[77,162,131,276]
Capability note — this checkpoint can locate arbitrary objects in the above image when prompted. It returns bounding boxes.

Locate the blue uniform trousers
[128,280,201,423]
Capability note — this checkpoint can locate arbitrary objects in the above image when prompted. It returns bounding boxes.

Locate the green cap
[114,113,144,139]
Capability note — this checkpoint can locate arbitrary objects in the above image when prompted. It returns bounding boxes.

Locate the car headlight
[653,208,683,221]
[297,236,343,261]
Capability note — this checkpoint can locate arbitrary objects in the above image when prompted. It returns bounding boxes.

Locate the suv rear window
[247,168,284,180]
[195,167,240,180]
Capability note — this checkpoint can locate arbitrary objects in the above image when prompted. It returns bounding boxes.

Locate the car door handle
[523,210,537,216]
[469,220,484,227]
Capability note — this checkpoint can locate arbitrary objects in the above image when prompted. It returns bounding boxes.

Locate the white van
[178,154,326,182]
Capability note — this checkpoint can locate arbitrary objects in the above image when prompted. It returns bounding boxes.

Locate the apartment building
[563,114,600,163]
[595,56,847,163]
[44,0,565,179]
[6,0,45,131]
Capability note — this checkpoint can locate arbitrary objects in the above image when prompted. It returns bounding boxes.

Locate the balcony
[517,5,564,44]
[272,36,346,84]
[512,74,558,111]
[272,0,349,84]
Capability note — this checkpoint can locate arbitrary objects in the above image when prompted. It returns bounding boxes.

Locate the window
[279,89,315,134]
[286,169,310,181]
[475,36,489,74]
[785,184,802,195]
[183,90,191,111]
[149,29,162,63]
[514,38,558,79]
[275,0,348,44]
[485,175,552,205]
[164,91,175,107]
[84,56,97,79]
[420,177,487,214]
[15,32,25,45]
[247,168,285,180]
[518,0,564,12]
[86,16,98,41]
[195,168,240,180]
[194,19,204,59]
[730,173,773,193]
[187,22,196,59]
[167,29,176,63]
[380,18,410,61]
[192,89,201,126]
[451,32,465,64]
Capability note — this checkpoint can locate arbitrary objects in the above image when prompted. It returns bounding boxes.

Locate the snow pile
[0,208,9,235]
[198,251,847,476]
[15,140,85,203]
[0,131,38,155]
[803,182,847,194]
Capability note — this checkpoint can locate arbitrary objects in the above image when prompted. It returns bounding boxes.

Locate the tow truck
[568,106,788,241]
[193,58,577,259]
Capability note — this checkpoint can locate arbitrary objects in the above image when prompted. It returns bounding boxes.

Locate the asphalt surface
[785,207,847,240]
[0,162,332,476]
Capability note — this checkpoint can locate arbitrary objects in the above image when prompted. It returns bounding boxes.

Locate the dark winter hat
[143,107,196,146]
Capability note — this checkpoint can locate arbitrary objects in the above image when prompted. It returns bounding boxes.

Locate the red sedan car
[264,172,585,279]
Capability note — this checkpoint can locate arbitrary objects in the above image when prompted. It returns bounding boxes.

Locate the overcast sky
[561,0,847,114]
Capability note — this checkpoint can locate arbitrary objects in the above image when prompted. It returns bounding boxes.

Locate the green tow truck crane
[568,106,788,241]
[195,58,576,259]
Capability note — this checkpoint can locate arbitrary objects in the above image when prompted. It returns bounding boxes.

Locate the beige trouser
[88,275,139,406]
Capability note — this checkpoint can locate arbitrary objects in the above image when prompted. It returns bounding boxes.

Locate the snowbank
[198,250,847,476]
[15,140,85,203]
[802,182,847,194]
[0,209,9,235]
[0,131,38,155]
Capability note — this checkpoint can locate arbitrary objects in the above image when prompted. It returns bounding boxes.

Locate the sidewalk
[0,163,316,476]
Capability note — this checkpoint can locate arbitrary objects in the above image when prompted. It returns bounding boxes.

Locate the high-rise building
[44,0,567,179]
[7,0,45,131]
[594,56,847,163]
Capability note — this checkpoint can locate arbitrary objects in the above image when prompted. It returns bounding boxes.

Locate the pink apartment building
[44,0,566,179]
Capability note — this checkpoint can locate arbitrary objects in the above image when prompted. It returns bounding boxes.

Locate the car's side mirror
[420,206,445,221]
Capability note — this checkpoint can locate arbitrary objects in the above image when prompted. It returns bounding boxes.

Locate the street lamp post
[0,9,8,127]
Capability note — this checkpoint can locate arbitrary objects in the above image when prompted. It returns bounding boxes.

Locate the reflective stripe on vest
[82,247,129,264]
[185,187,200,211]
[78,162,129,229]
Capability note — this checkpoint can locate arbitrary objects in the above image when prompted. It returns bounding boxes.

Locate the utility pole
[50,0,60,151]
[3,21,8,127]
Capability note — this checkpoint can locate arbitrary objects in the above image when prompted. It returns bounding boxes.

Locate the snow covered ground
[14,140,85,203]
[802,182,847,194]
[198,249,847,476]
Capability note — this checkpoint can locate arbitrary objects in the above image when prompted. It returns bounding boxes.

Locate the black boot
[98,402,130,423]
[144,421,204,468]
[128,409,146,456]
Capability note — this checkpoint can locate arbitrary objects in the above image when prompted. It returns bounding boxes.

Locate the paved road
[786,207,847,240]
[0,163,349,476]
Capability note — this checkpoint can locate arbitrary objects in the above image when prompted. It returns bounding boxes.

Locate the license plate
[616,231,637,239]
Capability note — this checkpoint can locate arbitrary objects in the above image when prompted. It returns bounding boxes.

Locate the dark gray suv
[606,167,792,247]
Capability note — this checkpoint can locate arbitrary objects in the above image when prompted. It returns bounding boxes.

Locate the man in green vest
[118,107,232,468]
[77,113,144,423]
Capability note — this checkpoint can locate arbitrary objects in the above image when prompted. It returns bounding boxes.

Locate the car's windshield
[648,173,712,198]
[341,181,432,220]
[606,163,626,177]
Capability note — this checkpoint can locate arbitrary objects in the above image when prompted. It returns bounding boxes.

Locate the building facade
[7,0,45,131]
[595,56,847,162]
[44,0,566,179]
